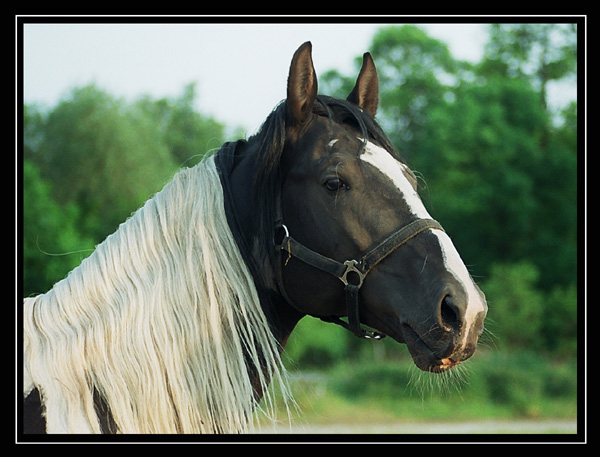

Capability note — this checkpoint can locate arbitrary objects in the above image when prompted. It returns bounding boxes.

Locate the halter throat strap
[274,217,444,339]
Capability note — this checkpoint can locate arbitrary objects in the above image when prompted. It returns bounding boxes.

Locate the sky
[22,21,576,135]
[22,22,491,134]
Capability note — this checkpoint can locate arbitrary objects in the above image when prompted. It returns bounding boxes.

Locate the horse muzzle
[400,310,485,373]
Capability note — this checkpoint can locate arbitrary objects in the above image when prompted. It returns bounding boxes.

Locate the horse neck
[223,142,305,350]
[268,293,305,350]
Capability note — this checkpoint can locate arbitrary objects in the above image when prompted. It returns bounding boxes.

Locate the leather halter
[274,209,444,339]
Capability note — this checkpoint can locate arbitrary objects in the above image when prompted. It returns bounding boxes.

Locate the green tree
[481,260,576,356]
[33,85,179,240]
[481,262,544,350]
[416,76,551,275]
[367,25,459,158]
[525,101,577,288]
[23,83,228,297]
[481,24,577,111]
[134,83,226,167]
[23,104,44,162]
[23,160,94,296]
[542,282,577,356]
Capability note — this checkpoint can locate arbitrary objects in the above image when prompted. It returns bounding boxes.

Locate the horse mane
[22,93,397,434]
[23,156,289,433]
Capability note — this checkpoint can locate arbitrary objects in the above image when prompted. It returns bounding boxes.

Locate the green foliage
[22,160,94,296]
[368,25,458,153]
[481,24,577,110]
[417,78,551,271]
[22,83,227,296]
[331,362,412,399]
[30,85,178,240]
[280,351,577,422]
[468,351,577,417]
[134,83,225,167]
[284,317,351,368]
[480,261,545,350]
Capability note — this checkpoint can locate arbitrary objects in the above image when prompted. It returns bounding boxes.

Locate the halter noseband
[274,214,444,339]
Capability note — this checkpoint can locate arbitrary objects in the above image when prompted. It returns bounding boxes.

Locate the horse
[22,42,487,434]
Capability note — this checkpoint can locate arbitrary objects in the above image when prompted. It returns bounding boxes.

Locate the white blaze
[361,140,485,344]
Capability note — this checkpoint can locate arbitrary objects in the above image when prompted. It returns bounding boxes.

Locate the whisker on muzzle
[406,358,472,401]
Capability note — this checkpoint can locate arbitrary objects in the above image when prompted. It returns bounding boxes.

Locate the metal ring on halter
[278,224,292,266]
[338,260,366,288]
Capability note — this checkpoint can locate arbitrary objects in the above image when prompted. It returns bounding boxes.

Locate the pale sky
[22,22,490,134]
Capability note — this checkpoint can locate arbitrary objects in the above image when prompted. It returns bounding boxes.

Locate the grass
[259,349,578,428]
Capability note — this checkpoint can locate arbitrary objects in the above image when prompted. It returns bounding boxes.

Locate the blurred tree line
[23,83,226,296]
[22,24,578,363]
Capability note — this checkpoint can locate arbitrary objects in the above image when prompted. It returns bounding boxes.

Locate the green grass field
[259,349,578,434]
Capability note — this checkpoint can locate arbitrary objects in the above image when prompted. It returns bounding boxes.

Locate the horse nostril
[440,294,461,332]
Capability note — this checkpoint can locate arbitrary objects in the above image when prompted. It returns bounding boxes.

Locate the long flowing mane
[23,42,488,435]
[23,156,288,433]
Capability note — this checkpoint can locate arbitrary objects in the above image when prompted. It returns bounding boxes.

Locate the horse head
[273,42,487,373]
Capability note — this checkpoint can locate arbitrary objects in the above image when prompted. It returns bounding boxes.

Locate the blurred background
[21,21,579,434]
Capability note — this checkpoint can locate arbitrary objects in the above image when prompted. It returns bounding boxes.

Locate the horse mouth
[399,324,464,373]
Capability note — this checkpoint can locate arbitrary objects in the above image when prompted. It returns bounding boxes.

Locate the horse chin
[399,324,462,374]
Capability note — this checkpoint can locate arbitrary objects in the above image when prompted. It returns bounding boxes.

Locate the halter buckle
[275,224,292,266]
[339,260,366,288]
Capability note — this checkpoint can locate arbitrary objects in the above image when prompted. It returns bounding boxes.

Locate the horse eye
[324,178,348,192]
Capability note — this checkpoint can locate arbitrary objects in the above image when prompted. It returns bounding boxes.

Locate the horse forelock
[23,156,290,434]
[251,95,399,181]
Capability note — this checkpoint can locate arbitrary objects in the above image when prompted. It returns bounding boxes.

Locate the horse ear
[347,52,379,116]
[287,41,318,128]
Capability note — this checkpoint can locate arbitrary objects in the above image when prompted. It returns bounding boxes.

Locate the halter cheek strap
[274,217,444,339]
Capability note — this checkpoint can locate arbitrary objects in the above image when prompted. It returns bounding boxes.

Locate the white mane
[23,155,290,434]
